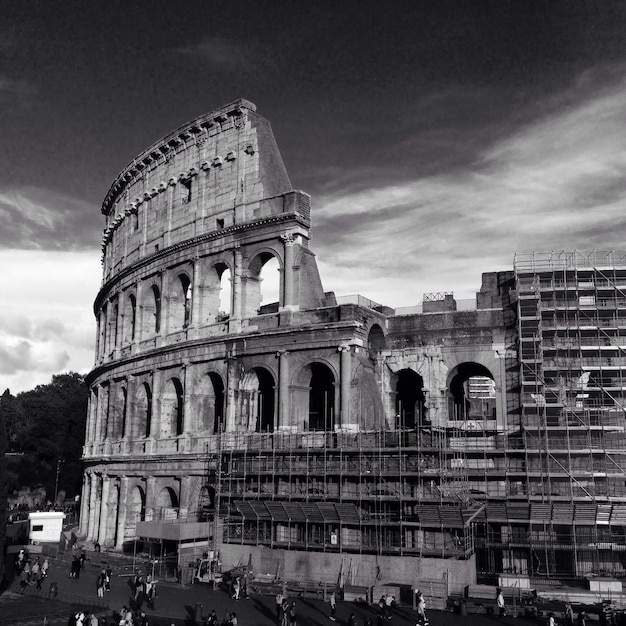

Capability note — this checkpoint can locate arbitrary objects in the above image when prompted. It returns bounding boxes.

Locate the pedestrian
[549,614,556,626]
[348,613,358,626]
[496,588,506,618]
[416,590,428,625]
[276,590,284,620]
[231,613,238,626]
[282,599,290,626]
[289,600,297,626]
[232,576,241,600]
[134,573,144,601]
[42,558,49,578]
[385,593,394,620]
[80,549,87,569]
[205,609,218,626]
[105,565,112,591]
[147,580,158,610]
[578,612,587,626]
[97,569,107,598]
[565,605,574,626]
[89,612,99,626]
[329,590,337,621]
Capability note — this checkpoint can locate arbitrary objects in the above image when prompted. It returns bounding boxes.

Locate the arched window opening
[245,252,281,317]
[111,299,119,350]
[239,367,275,432]
[161,377,184,437]
[121,387,128,438]
[258,256,280,313]
[129,294,136,341]
[448,363,496,421]
[129,486,146,526]
[218,264,231,321]
[155,486,179,521]
[198,485,216,521]
[152,285,161,333]
[368,324,386,358]
[210,373,225,433]
[395,369,427,430]
[170,273,192,330]
[197,372,225,433]
[134,382,152,438]
[308,363,335,431]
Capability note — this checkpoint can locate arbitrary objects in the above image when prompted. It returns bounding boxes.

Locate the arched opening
[239,367,275,432]
[197,372,225,433]
[308,363,335,431]
[161,377,184,437]
[123,294,137,344]
[198,485,216,521]
[155,486,179,521]
[128,485,146,527]
[218,264,231,321]
[448,362,496,421]
[244,252,281,317]
[368,324,386,358]
[121,387,128,438]
[394,369,427,429]
[141,284,162,335]
[170,273,192,330]
[134,382,152,438]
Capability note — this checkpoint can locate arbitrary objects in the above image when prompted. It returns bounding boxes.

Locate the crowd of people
[15,548,50,591]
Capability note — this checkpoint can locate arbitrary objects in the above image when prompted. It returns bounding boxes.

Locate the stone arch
[393,369,427,430]
[122,292,137,344]
[127,484,146,528]
[155,486,179,520]
[294,361,337,431]
[238,366,275,432]
[141,283,162,336]
[447,362,496,421]
[170,272,192,330]
[160,377,184,437]
[197,371,225,433]
[243,250,282,318]
[367,323,386,357]
[133,382,153,438]
[216,262,232,322]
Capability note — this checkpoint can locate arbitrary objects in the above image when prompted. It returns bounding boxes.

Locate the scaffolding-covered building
[79,101,626,590]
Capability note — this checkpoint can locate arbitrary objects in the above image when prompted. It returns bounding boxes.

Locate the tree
[6,373,88,502]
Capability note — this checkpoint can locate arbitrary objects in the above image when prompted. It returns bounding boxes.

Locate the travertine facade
[81,101,626,590]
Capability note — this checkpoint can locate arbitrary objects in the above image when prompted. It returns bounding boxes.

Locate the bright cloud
[0,249,101,394]
[313,67,626,306]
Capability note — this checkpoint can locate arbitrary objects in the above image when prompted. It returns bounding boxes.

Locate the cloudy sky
[2,0,626,393]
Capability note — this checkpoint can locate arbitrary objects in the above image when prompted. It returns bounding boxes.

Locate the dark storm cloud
[0,187,101,250]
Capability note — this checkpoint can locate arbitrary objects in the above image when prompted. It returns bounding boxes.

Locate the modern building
[79,100,626,590]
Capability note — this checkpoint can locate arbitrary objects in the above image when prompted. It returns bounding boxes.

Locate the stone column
[97,475,111,546]
[90,475,102,543]
[339,345,354,430]
[277,350,290,430]
[145,476,157,521]
[87,473,97,541]
[115,477,130,550]
[225,357,238,432]
[280,234,297,311]
[190,259,200,333]
[178,475,193,518]
[230,246,242,333]
[78,473,90,536]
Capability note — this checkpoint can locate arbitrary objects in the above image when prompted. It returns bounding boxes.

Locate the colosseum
[80,99,626,595]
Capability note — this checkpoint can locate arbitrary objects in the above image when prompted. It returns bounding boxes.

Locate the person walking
[288,601,297,626]
[416,590,428,625]
[565,604,574,626]
[496,588,506,618]
[97,569,107,598]
[276,591,284,621]
[329,591,337,621]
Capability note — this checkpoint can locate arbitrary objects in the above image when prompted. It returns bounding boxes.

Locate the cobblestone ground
[1,553,539,626]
